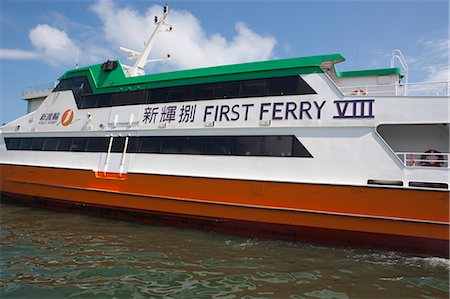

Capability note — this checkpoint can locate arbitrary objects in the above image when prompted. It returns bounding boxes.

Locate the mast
[120,4,172,77]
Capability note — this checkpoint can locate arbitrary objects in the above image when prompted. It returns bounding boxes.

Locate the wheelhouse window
[54,76,92,107]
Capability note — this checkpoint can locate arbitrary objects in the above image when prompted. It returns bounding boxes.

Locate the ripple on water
[0,201,449,298]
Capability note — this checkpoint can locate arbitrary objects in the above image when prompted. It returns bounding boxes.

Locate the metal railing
[339,80,450,97]
[396,151,449,168]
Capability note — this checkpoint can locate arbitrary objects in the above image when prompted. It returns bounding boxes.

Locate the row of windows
[54,75,316,109]
[5,136,312,157]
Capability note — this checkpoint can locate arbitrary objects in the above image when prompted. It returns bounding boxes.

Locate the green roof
[60,54,345,94]
[58,54,402,95]
[335,67,401,78]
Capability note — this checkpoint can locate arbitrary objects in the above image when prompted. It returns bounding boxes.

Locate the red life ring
[420,149,444,167]
[351,89,367,96]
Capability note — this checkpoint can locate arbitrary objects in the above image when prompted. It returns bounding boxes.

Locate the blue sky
[0,0,448,124]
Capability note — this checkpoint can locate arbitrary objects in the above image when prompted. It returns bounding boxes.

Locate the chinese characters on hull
[143,105,197,124]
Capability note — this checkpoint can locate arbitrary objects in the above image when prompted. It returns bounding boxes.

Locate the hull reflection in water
[1,201,449,298]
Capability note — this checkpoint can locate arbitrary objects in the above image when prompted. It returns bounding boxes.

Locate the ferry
[1,5,449,257]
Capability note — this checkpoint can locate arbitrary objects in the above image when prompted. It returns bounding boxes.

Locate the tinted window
[19,138,32,150]
[297,76,316,94]
[207,137,232,155]
[127,137,140,153]
[57,138,72,151]
[86,137,109,152]
[53,78,71,92]
[5,138,21,150]
[169,86,191,101]
[268,77,299,96]
[72,77,91,106]
[112,90,148,106]
[3,135,312,158]
[215,82,240,99]
[111,137,125,153]
[183,137,208,154]
[70,137,87,152]
[97,94,112,107]
[240,79,268,97]
[43,138,58,151]
[149,88,169,103]
[81,94,98,109]
[160,137,183,153]
[233,136,263,156]
[76,76,316,109]
[263,136,292,156]
[192,84,215,99]
[139,137,161,153]
[292,138,313,157]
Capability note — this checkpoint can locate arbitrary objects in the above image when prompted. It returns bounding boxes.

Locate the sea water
[0,201,449,298]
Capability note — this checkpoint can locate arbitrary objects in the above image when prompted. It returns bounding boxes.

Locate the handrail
[391,49,409,95]
[396,151,449,168]
[339,80,450,97]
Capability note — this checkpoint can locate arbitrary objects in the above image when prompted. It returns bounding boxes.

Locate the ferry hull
[1,164,449,257]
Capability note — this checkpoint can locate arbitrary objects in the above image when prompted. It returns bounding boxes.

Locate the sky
[0,0,448,124]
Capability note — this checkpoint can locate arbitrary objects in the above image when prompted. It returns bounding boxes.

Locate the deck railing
[396,151,449,168]
[339,80,450,97]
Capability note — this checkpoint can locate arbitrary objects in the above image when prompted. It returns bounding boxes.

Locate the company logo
[61,109,75,126]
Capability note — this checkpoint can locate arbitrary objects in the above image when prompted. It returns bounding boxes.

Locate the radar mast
[120,3,172,77]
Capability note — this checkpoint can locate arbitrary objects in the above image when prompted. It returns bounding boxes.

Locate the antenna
[75,48,80,69]
[120,3,172,77]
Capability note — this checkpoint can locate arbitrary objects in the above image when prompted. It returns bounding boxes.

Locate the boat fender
[420,149,444,167]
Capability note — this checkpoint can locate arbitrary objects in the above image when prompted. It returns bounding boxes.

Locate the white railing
[396,151,449,168]
[400,80,450,96]
[391,49,409,95]
[339,80,450,97]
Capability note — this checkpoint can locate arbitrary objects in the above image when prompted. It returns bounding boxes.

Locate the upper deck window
[77,75,316,109]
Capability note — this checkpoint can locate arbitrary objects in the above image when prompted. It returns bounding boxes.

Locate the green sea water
[0,200,449,298]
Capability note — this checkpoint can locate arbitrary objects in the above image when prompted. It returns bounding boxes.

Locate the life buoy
[351,89,367,96]
[420,149,444,167]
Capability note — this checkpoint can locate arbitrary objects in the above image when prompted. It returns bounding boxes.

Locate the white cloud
[1,0,276,71]
[29,24,79,66]
[0,23,113,68]
[90,0,276,72]
[0,48,38,59]
[413,38,449,82]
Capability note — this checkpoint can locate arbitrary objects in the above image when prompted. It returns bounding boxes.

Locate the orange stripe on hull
[1,164,449,256]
